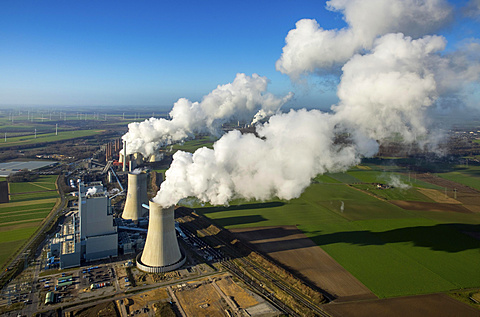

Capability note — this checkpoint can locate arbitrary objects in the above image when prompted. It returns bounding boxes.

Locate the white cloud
[276,0,452,78]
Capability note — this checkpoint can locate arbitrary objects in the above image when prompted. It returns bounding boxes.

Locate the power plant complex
[48,150,185,272]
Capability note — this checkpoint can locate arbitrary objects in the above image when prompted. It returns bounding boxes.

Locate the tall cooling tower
[122,171,148,221]
[137,201,186,273]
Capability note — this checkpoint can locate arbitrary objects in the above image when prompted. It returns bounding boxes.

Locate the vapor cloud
[276,0,452,78]
[333,33,445,145]
[148,0,480,208]
[463,0,480,19]
[154,109,372,207]
[86,187,98,197]
[122,73,293,157]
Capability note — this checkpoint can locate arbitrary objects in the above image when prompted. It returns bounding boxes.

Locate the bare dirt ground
[230,226,376,301]
[215,275,259,308]
[322,293,480,317]
[174,281,227,317]
[70,301,118,317]
[120,288,169,316]
[390,200,473,213]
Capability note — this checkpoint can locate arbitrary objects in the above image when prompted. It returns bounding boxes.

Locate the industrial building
[50,213,81,269]
[79,182,118,262]
[50,181,118,268]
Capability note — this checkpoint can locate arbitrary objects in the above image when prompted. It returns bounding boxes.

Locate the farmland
[193,163,480,299]
[0,175,59,269]
[0,130,104,149]
[170,136,215,153]
[436,165,480,191]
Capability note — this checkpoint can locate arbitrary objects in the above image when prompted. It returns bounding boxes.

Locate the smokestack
[129,155,134,172]
[137,202,185,273]
[123,141,127,172]
[122,171,148,221]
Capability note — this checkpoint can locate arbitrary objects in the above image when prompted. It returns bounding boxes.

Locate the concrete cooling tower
[137,201,186,273]
[122,171,149,221]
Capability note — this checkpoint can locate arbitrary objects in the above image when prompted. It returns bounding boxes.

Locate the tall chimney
[123,141,127,172]
[122,171,148,221]
[137,202,185,273]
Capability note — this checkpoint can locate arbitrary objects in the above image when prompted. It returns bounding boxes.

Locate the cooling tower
[133,152,144,165]
[137,202,186,273]
[122,171,148,221]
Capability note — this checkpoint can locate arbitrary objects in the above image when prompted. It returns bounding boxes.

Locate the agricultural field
[436,165,480,191]
[0,175,59,269]
[0,130,104,148]
[170,136,215,154]
[193,163,480,299]
[8,175,59,202]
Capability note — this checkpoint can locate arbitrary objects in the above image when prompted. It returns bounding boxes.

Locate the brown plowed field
[417,188,460,204]
[323,293,480,317]
[417,173,480,207]
[390,200,472,213]
[230,226,376,300]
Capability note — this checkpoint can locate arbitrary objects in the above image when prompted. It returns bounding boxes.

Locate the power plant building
[50,213,81,269]
[79,182,118,261]
[51,181,118,268]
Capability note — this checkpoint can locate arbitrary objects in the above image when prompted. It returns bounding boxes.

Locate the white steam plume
[155,31,480,208]
[276,0,452,78]
[333,33,445,144]
[122,73,293,157]
[130,168,144,175]
[144,0,480,209]
[154,109,376,207]
[86,187,98,197]
[386,175,411,190]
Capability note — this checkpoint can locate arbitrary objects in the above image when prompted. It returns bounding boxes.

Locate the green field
[0,174,59,269]
[352,184,434,202]
[437,165,480,191]
[170,136,216,153]
[0,129,104,148]
[192,165,480,298]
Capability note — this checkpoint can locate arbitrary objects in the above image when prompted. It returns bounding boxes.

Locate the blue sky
[0,0,478,110]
